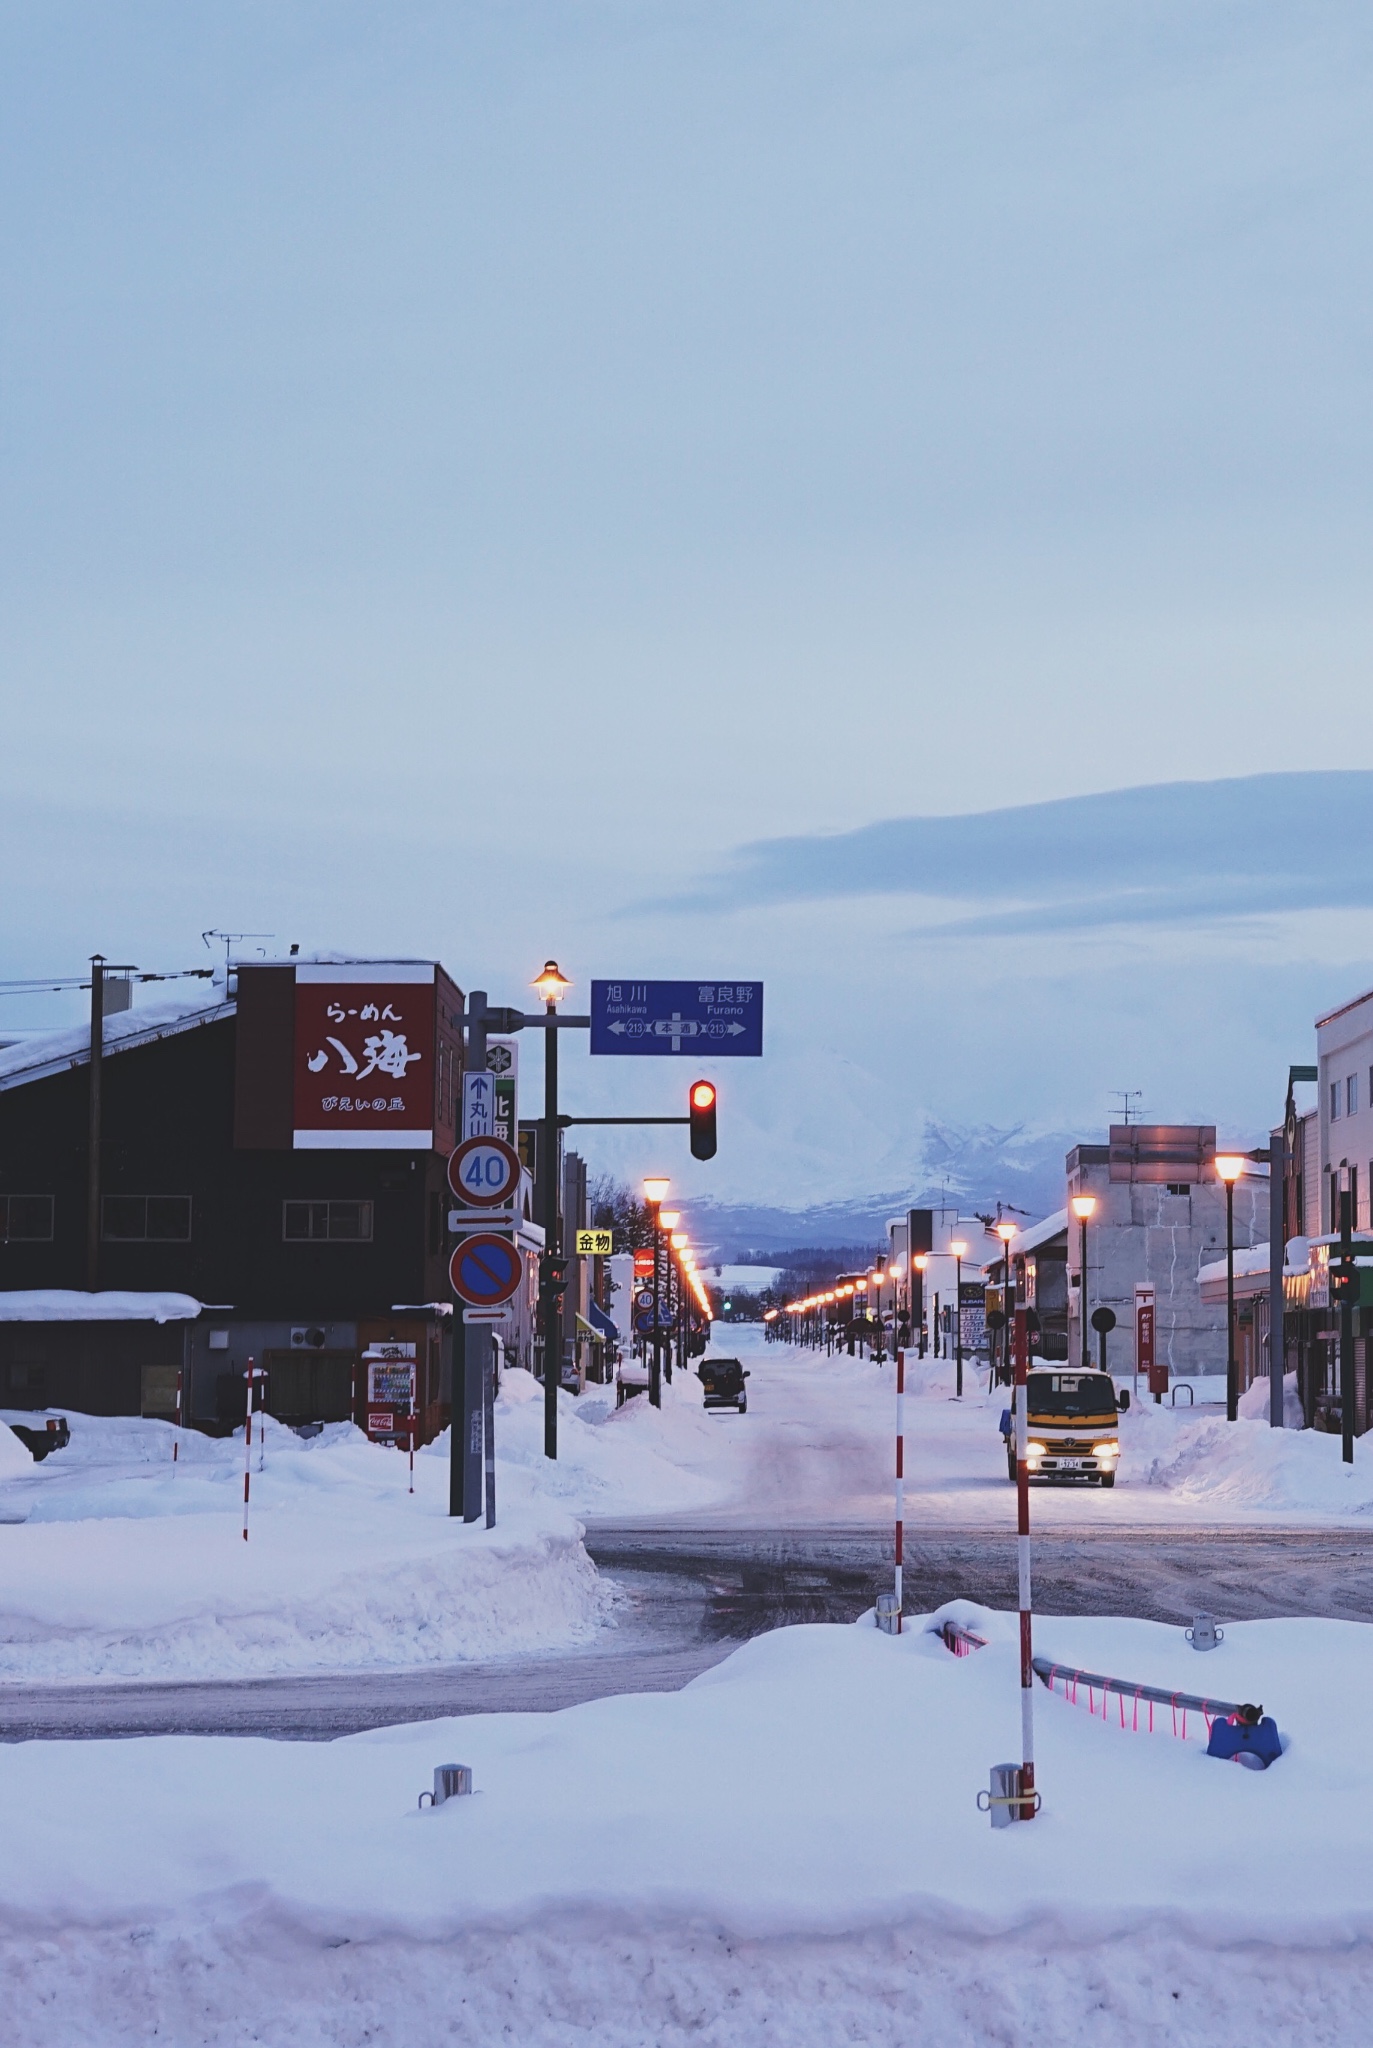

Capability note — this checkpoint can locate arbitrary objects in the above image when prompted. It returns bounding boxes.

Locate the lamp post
[1216,1155,1245,1423]
[643,1178,669,1406]
[914,1254,929,1356]
[950,1239,968,1396]
[670,1229,688,1379]
[995,1220,1017,1385]
[659,1212,680,1386]
[1070,1196,1096,1372]
[533,959,572,1459]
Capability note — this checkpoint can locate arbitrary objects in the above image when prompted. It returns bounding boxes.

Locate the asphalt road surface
[4,1522,1372,1742]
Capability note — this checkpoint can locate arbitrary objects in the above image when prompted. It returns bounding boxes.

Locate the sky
[3,2,1372,1216]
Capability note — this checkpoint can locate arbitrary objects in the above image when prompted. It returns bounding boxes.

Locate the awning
[586,1299,617,1341]
[577,1308,615,1343]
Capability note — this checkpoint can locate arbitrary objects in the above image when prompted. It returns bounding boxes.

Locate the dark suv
[697,1357,750,1412]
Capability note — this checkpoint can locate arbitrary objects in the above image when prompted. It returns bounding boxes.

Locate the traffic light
[542,1255,568,1301]
[689,1078,718,1160]
[1331,1261,1358,1305]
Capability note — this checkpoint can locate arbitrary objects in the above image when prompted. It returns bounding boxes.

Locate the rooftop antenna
[1111,1090,1143,1126]
[202,931,274,973]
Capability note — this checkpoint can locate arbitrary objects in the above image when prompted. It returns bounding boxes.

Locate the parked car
[697,1357,749,1412]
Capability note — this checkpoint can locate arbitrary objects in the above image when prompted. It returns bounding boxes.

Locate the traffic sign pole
[453,993,488,1522]
[541,993,561,1458]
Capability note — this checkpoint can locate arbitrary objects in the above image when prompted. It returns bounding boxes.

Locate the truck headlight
[1026,1441,1047,1460]
[1095,1441,1119,1458]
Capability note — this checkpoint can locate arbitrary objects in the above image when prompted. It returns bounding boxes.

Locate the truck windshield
[1024,1372,1116,1416]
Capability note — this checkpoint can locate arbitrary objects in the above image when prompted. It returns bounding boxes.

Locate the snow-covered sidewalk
[4,1604,1373,2044]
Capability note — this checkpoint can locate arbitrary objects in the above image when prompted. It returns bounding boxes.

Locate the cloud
[663,773,1373,934]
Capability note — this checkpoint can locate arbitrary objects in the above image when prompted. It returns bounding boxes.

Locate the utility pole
[86,956,105,1290]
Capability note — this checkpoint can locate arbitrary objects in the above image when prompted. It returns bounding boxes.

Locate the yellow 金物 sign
[575,1228,614,1256]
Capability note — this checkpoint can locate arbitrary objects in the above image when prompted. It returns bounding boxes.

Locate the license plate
[1055,1456,1085,1469]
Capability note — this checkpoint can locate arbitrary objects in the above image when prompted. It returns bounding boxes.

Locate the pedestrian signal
[689,1078,718,1160]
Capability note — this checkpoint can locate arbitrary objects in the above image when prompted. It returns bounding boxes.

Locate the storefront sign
[293,965,436,1149]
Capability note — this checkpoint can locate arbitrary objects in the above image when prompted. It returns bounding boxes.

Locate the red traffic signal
[1331,1261,1358,1305]
[689,1078,718,1160]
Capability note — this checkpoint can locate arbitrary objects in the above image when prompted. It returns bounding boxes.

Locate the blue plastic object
[1206,1711,1282,1769]
[999,1408,1012,1437]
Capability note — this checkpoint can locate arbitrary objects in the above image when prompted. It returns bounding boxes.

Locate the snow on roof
[1198,1244,1273,1285]
[1008,1207,1068,1256]
[0,1291,203,1323]
[0,988,233,1094]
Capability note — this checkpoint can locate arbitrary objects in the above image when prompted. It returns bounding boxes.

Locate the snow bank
[1238,1368,1305,1427]
[4,1606,1373,2043]
[0,1408,613,1682]
[1122,1395,1373,1515]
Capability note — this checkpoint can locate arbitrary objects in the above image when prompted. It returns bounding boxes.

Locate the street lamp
[1070,1196,1097,1372]
[950,1239,968,1395]
[995,1220,1017,1385]
[1216,1155,1245,1423]
[642,1177,669,1407]
[534,960,571,1459]
[913,1254,929,1356]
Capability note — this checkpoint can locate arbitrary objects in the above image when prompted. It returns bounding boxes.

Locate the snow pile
[4,1605,1373,2043]
[0,1409,613,1682]
[1122,1396,1373,1516]
[1238,1368,1306,1428]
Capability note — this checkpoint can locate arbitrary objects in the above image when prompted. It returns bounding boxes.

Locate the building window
[0,1195,54,1241]
[283,1200,373,1242]
[1350,1076,1360,1117]
[1166,1183,1190,1197]
[1331,1081,1340,1120]
[102,1196,192,1241]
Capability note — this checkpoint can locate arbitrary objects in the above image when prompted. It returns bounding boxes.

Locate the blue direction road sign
[590,980,763,1057]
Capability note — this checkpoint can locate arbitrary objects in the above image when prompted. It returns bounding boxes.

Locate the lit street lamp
[1216,1155,1245,1423]
[534,960,572,1459]
[950,1238,968,1396]
[1070,1196,1097,1372]
[643,1177,669,1407]
[913,1254,929,1356]
[995,1220,1017,1384]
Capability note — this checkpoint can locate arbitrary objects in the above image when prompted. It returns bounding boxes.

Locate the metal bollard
[1185,1614,1223,1652]
[977,1762,1040,1827]
[875,1591,901,1635]
[419,1763,473,1810]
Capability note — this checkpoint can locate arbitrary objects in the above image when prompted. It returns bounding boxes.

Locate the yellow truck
[1000,1369,1127,1487]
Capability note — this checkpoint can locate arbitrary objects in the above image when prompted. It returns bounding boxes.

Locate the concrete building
[1317,985,1373,1231]
[1006,1127,1267,1383]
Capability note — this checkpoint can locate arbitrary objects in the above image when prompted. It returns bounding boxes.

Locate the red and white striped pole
[1013,1307,1036,1817]
[242,1355,255,1542]
[894,1346,906,1631]
[173,1365,182,1467]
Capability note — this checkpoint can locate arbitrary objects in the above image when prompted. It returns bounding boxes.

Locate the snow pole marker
[173,1364,182,1467]
[242,1355,255,1542]
[1012,1304,1037,1818]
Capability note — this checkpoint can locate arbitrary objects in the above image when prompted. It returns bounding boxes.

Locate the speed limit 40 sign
[447,1135,521,1208]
